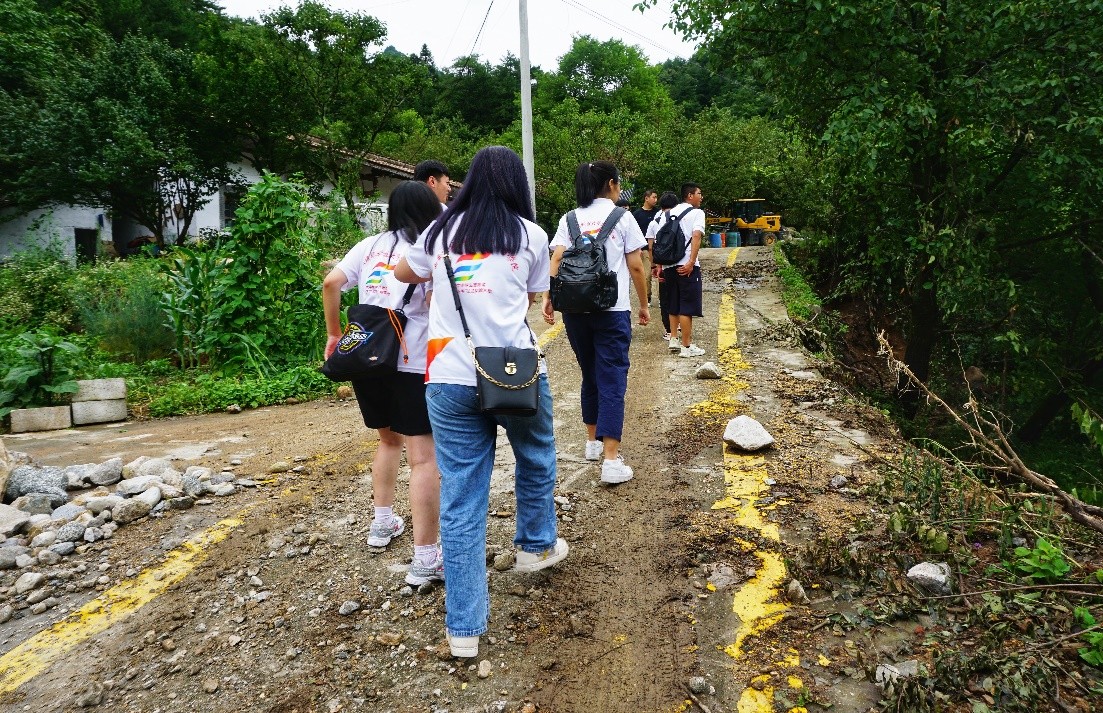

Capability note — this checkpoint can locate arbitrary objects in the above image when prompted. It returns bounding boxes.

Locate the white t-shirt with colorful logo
[405,215,550,386]
[335,231,430,374]
[549,198,647,312]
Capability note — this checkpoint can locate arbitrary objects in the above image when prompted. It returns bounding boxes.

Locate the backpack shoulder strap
[565,211,582,245]
[593,207,627,245]
[676,207,694,222]
[399,283,417,308]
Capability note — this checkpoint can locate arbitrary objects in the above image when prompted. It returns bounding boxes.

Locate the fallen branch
[877,332,1103,535]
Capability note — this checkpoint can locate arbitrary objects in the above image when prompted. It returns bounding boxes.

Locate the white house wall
[0,205,109,261]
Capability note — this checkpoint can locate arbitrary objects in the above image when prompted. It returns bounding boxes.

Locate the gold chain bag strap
[443,253,540,416]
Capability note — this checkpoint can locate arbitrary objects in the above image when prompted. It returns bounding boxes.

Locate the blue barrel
[709,232,722,248]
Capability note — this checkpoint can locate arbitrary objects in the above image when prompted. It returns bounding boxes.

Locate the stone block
[72,378,127,402]
[10,406,72,433]
[71,399,128,426]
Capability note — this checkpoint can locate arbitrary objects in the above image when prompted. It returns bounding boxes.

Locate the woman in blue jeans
[395,146,567,659]
[542,161,650,484]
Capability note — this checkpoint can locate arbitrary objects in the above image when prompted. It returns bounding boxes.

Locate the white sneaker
[668,336,681,353]
[447,633,479,658]
[600,457,634,484]
[680,344,705,358]
[584,440,603,461]
[367,515,405,547]
[513,537,570,573]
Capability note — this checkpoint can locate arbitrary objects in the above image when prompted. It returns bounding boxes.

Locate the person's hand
[324,335,340,360]
[677,263,692,277]
[541,294,555,325]
[651,265,661,278]
[638,305,650,326]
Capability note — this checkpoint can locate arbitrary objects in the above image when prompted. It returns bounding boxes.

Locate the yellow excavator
[706,198,782,246]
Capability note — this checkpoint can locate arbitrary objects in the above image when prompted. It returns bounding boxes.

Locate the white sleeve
[618,211,647,253]
[405,231,432,279]
[334,235,373,291]
[550,214,572,249]
[527,227,551,293]
[691,209,707,236]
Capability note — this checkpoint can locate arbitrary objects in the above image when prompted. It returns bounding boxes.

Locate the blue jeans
[425,375,558,637]
[562,310,632,442]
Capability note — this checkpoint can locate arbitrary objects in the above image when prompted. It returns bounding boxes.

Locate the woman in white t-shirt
[395,146,566,660]
[321,181,443,586]
[542,160,650,485]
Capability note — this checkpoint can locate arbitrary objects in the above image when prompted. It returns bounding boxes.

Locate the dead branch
[877,332,1103,535]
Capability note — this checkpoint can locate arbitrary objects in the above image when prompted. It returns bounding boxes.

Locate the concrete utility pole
[519,0,535,212]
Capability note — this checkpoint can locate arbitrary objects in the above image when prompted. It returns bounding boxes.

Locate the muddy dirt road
[0,247,894,713]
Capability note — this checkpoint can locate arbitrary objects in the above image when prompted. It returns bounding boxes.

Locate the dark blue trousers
[562,310,632,442]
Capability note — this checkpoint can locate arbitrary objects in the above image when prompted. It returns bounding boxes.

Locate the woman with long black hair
[542,160,650,485]
[395,146,567,659]
[321,181,443,586]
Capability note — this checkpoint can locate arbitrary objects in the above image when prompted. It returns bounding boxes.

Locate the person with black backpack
[654,182,707,358]
[542,161,650,485]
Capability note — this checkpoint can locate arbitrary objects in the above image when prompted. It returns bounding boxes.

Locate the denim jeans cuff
[518,543,556,554]
[448,626,487,637]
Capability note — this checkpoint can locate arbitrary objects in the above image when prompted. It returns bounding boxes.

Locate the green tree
[536,35,672,117]
[650,0,1103,405]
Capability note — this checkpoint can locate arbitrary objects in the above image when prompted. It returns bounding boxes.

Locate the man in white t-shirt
[414,159,452,208]
[662,182,707,358]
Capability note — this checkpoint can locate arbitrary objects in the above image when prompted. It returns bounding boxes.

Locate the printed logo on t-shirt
[425,336,454,382]
[364,261,394,285]
[452,253,488,281]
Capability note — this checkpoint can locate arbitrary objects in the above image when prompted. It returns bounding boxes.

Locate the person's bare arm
[321,268,348,359]
[542,247,566,324]
[626,249,651,325]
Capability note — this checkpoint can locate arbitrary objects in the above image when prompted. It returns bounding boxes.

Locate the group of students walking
[321,146,707,659]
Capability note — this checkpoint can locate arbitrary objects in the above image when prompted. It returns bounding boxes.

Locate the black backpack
[652,207,694,265]
[549,207,625,313]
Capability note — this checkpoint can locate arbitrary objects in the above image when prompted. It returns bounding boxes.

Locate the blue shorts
[661,266,703,317]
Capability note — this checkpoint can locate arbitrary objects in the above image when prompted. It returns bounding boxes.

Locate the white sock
[373,506,393,524]
[414,543,439,565]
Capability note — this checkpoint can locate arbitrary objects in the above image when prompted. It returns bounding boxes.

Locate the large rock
[906,562,952,595]
[55,521,87,543]
[134,487,162,508]
[0,504,31,538]
[64,464,93,490]
[722,415,775,451]
[695,362,724,379]
[112,499,151,525]
[115,475,164,496]
[5,465,67,502]
[85,495,124,515]
[51,503,88,522]
[14,571,46,594]
[135,458,173,479]
[88,458,123,486]
[121,456,148,479]
[0,439,12,504]
[11,493,57,515]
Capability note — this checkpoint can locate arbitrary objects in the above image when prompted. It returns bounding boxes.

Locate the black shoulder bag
[442,253,540,417]
[320,284,417,382]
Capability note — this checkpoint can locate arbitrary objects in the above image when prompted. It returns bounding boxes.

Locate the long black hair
[574,160,619,208]
[388,181,441,244]
[425,146,534,256]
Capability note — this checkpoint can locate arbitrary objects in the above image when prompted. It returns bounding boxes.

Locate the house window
[221,185,245,228]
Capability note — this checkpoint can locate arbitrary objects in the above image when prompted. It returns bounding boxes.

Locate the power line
[444,0,475,61]
[469,1,496,57]
[557,0,682,58]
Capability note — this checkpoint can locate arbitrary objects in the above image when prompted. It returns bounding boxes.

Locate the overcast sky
[215,0,699,70]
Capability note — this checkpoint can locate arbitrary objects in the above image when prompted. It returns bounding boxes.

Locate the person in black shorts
[322,181,445,586]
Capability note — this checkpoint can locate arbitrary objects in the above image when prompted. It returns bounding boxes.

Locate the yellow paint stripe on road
[0,509,252,694]
[695,248,802,711]
[538,321,563,350]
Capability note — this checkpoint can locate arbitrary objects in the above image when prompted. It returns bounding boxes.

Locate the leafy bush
[162,173,326,372]
[0,328,84,416]
[144,364,331,416]
[72,258,175,362]
[0,246,78,331]
[774,242,821,321]
[1011,538,1071,582]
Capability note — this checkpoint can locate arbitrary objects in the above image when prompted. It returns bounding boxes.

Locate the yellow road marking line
[692,249,802,710]
[538,321,563,350]
[0,508,254,694]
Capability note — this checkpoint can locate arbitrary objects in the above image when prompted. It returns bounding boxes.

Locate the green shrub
[72,258,175,362]
[774,242,821,321]
[0,328,84,416]
[145,364,331,417]
[0,246,79,331]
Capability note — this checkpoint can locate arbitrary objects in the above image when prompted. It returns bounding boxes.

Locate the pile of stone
[0,441,251,575]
